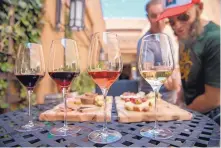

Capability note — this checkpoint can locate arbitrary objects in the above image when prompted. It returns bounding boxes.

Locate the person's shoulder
[137,31,150,48]
[204,22,220,43]
[138,31,150,42]
[201,22,220,52]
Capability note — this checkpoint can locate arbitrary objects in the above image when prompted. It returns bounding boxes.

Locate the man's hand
[164,68,185,106]
[164,68,181,91]
[188,85,220,113]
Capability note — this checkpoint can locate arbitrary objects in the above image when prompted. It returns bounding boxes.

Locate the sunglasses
[169,13,190,26]
[147,13,159,19]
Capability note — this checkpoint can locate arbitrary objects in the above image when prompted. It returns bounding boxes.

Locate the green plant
[0,62,13,72]
[0,0,44,52]
[0,79,9,108]
[71,72,95,95]
[0,0,44,110]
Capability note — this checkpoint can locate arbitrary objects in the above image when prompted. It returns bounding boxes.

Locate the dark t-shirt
[179,22,220,105]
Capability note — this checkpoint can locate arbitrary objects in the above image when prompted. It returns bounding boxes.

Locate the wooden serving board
[115,97,192,123]
[39,97,113,122]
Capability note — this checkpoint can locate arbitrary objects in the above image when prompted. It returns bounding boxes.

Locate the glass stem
[62,88,68,128]
[101,88,108,132]
[154,88,159,130]
[28,90,34,125]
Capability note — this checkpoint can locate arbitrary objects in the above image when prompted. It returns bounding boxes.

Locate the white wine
[141,70,172,89]
[141,70,172,81]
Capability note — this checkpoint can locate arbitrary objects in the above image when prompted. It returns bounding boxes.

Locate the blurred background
[0,0,220,112]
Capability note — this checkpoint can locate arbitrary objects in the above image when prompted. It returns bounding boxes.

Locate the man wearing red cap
[160,0,220,124]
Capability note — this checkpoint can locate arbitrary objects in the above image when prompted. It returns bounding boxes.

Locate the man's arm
[188,32,220,113]
[187,84,220,113]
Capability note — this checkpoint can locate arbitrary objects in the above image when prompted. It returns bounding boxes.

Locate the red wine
[88,71,120,89]
[16,75,43,90]
[49,72,79,88]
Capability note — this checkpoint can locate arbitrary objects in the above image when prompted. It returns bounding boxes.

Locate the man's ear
[198,2,204,11]
[147,14,151,22]
[195,2,203,15]
[146,14,149,19]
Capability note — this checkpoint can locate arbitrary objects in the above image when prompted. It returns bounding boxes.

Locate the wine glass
[48,38,81,136]
[14,43,45,132]
[87,32,122,144]
[138,33,174,139]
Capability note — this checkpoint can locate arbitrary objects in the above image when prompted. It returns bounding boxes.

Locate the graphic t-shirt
[179,22,220,105]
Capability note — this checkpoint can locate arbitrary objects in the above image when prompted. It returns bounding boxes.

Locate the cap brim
[157,3,194,21]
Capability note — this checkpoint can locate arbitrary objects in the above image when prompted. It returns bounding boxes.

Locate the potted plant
[71,72,95,95]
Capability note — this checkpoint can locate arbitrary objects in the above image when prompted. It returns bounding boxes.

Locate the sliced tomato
[124,98,130,102]
[130,98,136,104]
[141,98,147,102]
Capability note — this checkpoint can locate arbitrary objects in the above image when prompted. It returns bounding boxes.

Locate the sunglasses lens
[169,13,190,26]
[178,13,190,21]
[169,19,175,26]
[150,13,158,19]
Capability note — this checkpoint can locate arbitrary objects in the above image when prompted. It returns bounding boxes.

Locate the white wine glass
[138,33,174,139]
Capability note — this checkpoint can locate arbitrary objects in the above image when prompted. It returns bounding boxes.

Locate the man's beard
[177,17,203,49]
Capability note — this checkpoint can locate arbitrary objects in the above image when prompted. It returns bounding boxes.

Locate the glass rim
[51,38,77,44]
[21,43,42,48]
[49,38,79,53]
[91,32,118,39]
[17,43,43,57]
[48,38,80,71]
[141,33,170,41]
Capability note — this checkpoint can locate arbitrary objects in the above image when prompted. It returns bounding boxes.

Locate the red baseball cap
[157,0,201,21]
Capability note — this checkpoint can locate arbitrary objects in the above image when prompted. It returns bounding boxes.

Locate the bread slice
[39,96,113,122]
[116,97,192,123]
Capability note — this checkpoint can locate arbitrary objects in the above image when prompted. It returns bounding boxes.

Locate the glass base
[140,126,173,139]
[14,121,44,132]
[50,125,81,136]
[88,129,122,144]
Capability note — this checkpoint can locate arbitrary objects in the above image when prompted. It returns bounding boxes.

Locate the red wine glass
[14,43,45,132]
[48,38,81,136]
[87,32,123,144]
